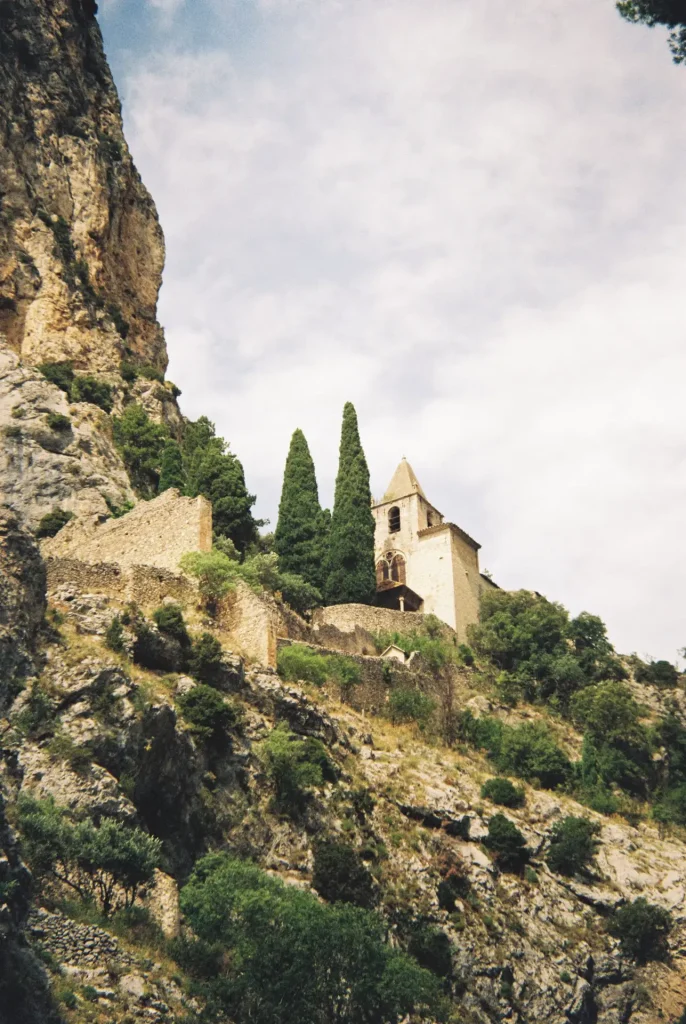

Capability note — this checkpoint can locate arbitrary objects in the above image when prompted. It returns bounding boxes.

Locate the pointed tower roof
[383,458,427,502]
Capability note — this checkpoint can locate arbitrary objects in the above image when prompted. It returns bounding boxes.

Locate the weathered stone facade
[42,488,212,572]
[372,459,497,639]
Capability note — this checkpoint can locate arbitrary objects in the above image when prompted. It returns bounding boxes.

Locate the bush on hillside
[176,685,240,743]
[387,688,436,728]
[572,682,653,796]
[468,591,624,709]
[70,374,113,412]
[46,412,71,432]
[480,777,525,808]
[545,816,600,876]
[259,723,332,813]
[16,796,160,917]
[188,631,224,685]
[608,897,672,963]
[483,813,530,873]
[153,604,190,648]
[312,839,376,908]
[38,360,75,394]
[277,645,329,686]
[180,549,238,607]
[635,658,680,688]
[13,684,55,739]
[460,712,571,790]
[407,922,453,978]
[132,620,183,672]
[112,403,168,497]
[35,508,74,539]
[176,854,447,1024]
[105,616,125,653]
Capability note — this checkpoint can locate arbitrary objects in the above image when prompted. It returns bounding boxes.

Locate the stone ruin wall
[41,489,212,572]
[45,557,197,608]
[311,603,456,649]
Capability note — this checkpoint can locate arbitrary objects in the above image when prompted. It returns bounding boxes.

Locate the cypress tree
[274,429,329,592]
[158,440,185,493]
[324,403,376,605]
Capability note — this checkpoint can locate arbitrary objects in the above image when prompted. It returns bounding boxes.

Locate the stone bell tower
[371,459,496,639]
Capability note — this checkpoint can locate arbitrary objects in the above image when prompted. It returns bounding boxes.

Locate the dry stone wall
[311,603,455,652]
[45,557,197,609]
[42,489,212,572]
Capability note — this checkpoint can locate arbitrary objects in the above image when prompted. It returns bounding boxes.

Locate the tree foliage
[176,854,447,1024]
[158,440,185,493]
[182,416,259,552]
[546,816,600,876]
[617,0,686,64]
[608,897,673,962]
[16,797,160,917]
[325,403,376,606]
[112,403,168,497]
[468,590,625,709]
[480,777,525,808]
[274,429,330,592]
[258,723,333,813]
[483,813,530,873]
[312,839,376,908]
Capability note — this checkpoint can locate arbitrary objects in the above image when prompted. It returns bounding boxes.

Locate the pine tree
[324,403,376,605]
[274,430,329,592]
[158,440,185,493]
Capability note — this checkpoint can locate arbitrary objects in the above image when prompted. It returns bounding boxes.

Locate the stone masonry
[41,488,212,572]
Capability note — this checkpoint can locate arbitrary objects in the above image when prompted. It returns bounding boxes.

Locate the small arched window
[388,506,401,533]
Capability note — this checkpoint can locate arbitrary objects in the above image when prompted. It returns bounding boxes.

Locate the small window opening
[389,506,401,533]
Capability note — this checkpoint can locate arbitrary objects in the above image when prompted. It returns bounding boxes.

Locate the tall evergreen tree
[274,429,329,592]
[181,416,260,553]
[158,440,186,493]
[325,403,376,605]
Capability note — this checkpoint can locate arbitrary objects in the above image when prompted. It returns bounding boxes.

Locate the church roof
[383,458,427,502]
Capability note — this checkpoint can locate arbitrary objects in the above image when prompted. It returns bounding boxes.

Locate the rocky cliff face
[0,0,182,524]
[0,0,165,374]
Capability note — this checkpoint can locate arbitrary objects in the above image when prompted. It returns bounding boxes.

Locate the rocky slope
[3,582,686,1024]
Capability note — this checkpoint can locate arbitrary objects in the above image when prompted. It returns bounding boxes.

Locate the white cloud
[117,0,686,659]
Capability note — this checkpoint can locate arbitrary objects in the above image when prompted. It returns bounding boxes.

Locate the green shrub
[16,796,160,917]
[112,403,169,497]
[312,839,376,908]
[188,631,224,685]
[47,732,92,774]
[483,813,530,873]
[458,643,475,666]
[46,411,71,432]
[138,364,165,382]
[105,615,126,654]
[35,508,74,539]
[13,684,55,738]
[176,684,240,742]
[153,604,190,648]
[38,360,75,394]
[132,620,180,672]
[387,688,436,727]
[407,922,453,978]
[107,303,129,339]
[70,375,113,412]
[180,549,238,606]
[119,359,138,382]
[480,777,525,808]
[497,721,572,789]
[278,645,329,686]
[545,816,600,876]
[327,654,362,690]
[636,659,679,688]
[573,683,653,797]
[608,898,672,963]
[259,723,329,813]
[177,853,447,1024]
[3,424,21,439]
[375,624,456,674]
[653,784,686,826]
[277,572,323,614]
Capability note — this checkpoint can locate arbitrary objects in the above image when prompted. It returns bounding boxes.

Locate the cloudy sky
[98,0,686,662]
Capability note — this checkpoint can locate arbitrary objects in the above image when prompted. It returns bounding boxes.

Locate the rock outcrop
[0,508,45,707]
[0,0,165,373]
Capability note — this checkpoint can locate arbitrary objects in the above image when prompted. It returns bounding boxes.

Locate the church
[372,459,498,640]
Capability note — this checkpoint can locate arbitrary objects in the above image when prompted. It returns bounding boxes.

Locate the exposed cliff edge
[0,0,165,373]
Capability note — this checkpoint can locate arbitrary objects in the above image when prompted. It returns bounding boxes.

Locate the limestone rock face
[0,0,165,373]
[0,344,135,525]
[0,508,46,706]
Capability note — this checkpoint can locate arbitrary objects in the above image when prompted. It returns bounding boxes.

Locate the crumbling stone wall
[28,908,134,969]
[311,604,455,654]
[45,557,196,608]
[42,489,212,573]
